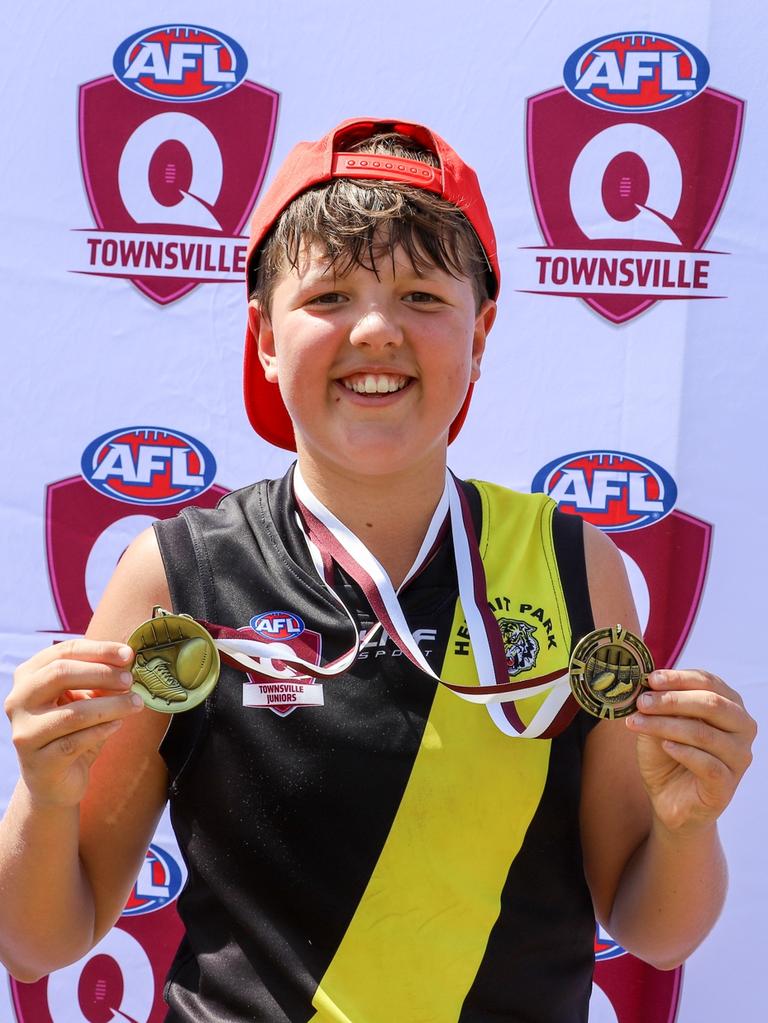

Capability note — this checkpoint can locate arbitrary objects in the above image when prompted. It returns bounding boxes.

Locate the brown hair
[249,132,492,311]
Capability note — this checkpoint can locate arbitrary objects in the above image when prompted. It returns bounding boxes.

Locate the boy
[0,118,756,1022]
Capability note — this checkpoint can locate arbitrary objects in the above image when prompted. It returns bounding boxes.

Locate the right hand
[5,640,145,809]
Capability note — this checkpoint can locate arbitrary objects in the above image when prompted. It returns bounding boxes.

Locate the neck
[295,453,448,588]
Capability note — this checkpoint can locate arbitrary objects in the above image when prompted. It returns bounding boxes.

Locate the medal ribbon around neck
[198,467,575,738]
[284,465,575,738]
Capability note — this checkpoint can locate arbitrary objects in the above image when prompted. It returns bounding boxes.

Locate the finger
[648,669,742,706]
[38,718,127,764]
[12,692,143,755]
[10,658,136,710]
[628,713,752,775]
[658,740,734,801]
[18,639,134,675]
[635,688,748,734]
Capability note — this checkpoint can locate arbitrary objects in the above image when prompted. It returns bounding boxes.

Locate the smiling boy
[0,118,756,1022]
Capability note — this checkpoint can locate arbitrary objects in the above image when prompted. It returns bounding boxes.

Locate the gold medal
[569,624,654,720]
[127,607,220,714]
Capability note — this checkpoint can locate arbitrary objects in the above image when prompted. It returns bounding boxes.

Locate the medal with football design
[569,624,654,719]
[127,607,220,713]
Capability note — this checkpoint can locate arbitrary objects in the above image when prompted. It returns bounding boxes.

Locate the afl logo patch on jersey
[250,611,305,641]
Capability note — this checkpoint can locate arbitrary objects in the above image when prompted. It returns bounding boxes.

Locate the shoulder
[581,522,639,633]
[88,526,169,635]
[468,478,551,512]
[156,480,271,534]
[466,480,555,544]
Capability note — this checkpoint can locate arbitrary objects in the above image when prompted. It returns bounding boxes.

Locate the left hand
[625,669,756,834]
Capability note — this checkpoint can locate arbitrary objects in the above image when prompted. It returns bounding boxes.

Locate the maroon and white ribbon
[291,466,573,738]
[206,466,574,737]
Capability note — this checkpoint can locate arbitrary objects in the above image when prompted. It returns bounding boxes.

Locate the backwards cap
[244,117,500,450]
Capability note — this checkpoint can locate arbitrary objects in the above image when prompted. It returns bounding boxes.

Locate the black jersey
[154,469,596,1023]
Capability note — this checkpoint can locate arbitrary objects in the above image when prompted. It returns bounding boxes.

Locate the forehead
[278,238,464,287]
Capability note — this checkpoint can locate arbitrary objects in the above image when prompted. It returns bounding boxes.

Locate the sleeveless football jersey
[154,469,597,1023]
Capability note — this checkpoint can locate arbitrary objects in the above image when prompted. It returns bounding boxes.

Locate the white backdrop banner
[1,2,765,1021]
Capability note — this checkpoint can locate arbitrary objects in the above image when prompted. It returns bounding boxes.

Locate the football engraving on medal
[569,624,654,719]
[127,607,220,713]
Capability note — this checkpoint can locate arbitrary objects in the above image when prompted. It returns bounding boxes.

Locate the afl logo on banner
[594,922,627,963]
[533,449,711,699]
[531,450,677,532]
[81,426,216,505]
[250,611,306,642]
[113,24,248,102]
[122,843,185,916]
[522,32,743,324]
[563,32,709,112]
[46,433,229,639]
[72,25,278,304]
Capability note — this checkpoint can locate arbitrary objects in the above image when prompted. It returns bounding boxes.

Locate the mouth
[339,372,413,396]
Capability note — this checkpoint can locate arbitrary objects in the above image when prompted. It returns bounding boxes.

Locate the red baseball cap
[243,117,500,450]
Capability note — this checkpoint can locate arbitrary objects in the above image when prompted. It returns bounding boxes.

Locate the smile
[341,373,411,395]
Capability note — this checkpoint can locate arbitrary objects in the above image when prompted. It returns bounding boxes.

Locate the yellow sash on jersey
[309,483,573,1023]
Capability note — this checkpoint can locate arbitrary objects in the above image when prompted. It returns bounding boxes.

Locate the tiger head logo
[498,618,539,677]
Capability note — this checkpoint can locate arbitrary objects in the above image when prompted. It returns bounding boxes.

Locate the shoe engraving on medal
[127,607,220,714]
[568,625,654,720]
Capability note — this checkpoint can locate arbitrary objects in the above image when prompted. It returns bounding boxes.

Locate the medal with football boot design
[569,624,654,719]
[128,607,221,713]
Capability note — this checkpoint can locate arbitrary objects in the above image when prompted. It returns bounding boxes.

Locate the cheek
[438,343,474,389]
[272,337,333,414]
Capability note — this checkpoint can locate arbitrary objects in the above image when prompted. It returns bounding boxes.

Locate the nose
[348,308,404,350]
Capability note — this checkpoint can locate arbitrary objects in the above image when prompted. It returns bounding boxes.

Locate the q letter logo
[72,24,279,304]
[523,32,743,323]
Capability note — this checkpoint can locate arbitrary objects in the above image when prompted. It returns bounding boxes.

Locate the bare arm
[579,523,755,969]
[0,528,171,980]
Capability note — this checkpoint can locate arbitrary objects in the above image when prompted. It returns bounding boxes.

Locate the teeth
[343,374,409,395]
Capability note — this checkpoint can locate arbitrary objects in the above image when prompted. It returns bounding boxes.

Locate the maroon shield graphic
[46,476,230,634]
[610,509,712,669]
[78,76,278,304]
[594,953,682,1023]
[526,87,743,323]
[10,903,184,1023]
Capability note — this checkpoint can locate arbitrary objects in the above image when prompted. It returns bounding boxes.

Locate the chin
[303,427,447,478]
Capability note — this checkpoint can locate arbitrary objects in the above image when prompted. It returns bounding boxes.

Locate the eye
[308,291,347,306]
[403,291,441,304]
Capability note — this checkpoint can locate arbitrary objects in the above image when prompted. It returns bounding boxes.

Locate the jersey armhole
[153,513,212,793]
[551,509,598,741]
[551,510,594,640]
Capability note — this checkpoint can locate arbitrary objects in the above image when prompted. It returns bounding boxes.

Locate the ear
[470,299,497,383]
[249,301,278,383]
